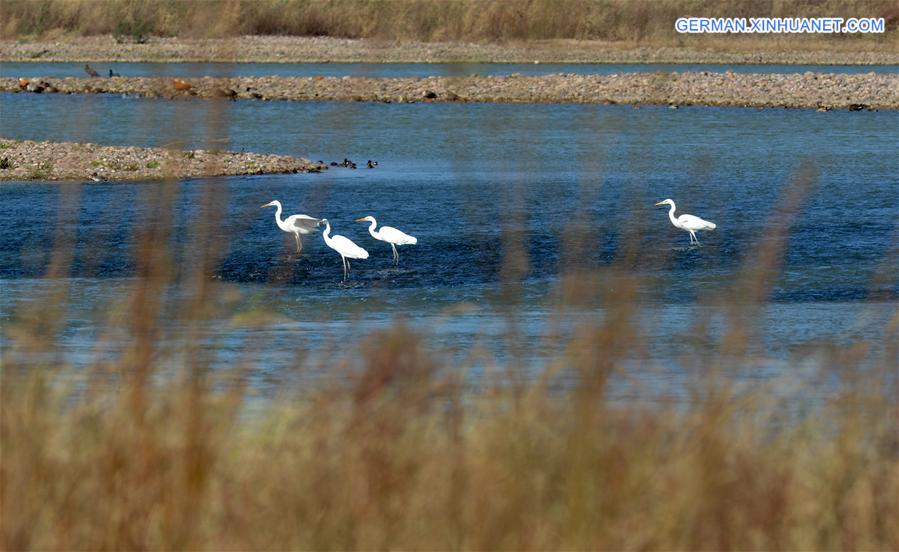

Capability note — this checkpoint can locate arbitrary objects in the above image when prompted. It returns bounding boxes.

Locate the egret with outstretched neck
[261,200,321,253]
[321,218,369,280]
[655,199,716,245]
[355,216,417,265]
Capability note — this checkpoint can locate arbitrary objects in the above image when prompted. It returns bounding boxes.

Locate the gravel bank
[3,35,897,64]
[3,72,897,109]
[0,139,324,181]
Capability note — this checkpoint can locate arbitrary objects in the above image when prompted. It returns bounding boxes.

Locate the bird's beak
[654,201,665,206]
[261,203,271,208]
[354,217,366,222]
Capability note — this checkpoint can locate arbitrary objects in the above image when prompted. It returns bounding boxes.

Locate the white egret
[655,199,716,245]
[261,200,321,253]
[321,218,369,280]
[355,216,418,265]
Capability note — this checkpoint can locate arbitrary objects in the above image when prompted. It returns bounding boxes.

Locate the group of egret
[262,197,714,280]
[262,200,418,280]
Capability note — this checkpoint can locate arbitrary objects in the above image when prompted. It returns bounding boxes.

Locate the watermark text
[675,17,885,34]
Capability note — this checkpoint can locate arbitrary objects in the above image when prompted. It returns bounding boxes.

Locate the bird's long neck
[367,219,379,238]
[322,221,332,244]
[667,203,678,226]
[273,203,286,230]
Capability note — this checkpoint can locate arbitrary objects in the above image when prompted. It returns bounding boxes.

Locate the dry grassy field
[2,0,897,50]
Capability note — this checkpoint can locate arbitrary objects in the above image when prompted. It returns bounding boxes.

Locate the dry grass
[3,312,898,549]
[2,0,897,46]
[2,165,898,550]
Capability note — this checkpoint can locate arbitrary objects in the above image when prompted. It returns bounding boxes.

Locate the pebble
[2,73,896,110]
[0,139,324,181]
[2,35,896,64]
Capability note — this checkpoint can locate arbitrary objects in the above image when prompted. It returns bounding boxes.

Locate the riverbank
[0,139,324,181]
[3,72,897,110]
[2,35,897,65]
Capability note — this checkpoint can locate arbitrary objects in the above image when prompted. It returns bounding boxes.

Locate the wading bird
[84,64,100,77]
[655,198,716,245]
[322,219,369,280]
[261,200,321,253]
[355,216,417,265]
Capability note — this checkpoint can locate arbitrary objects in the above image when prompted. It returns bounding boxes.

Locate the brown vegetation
[2,0,897,47]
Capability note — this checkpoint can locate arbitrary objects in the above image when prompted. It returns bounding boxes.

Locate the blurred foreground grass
[3,321,897,549]
[1,171,897,550]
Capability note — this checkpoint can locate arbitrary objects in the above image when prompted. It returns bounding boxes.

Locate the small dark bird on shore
[84,64,100,77]
[108,69,120,77]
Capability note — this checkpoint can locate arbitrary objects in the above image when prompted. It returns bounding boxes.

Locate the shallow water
[1,91,896,391]
[3,61,897,80]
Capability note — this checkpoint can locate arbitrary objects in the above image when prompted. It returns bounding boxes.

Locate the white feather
[377,226,418,245]
[328,234,369,259]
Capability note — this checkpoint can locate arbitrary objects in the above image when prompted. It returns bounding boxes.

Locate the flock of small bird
[262,200,418,280]
[324,158,378,170]
[262,197,714,281]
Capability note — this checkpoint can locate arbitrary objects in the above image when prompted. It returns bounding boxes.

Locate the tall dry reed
[2,0,897,43]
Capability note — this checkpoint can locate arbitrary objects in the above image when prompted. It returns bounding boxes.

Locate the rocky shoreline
[3,72,897,109]
[3,35,898,64]
[0,139,324,181]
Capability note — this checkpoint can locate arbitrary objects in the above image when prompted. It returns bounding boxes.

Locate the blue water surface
[0,90,896,392]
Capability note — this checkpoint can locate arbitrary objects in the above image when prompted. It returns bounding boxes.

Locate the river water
[1,69,896,394]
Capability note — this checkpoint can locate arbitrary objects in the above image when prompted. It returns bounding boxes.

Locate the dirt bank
[3,72,897,110]
[0,139,324,181]
[3,35,897,64]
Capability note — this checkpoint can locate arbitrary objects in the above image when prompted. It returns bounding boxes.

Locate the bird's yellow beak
[354,217,366,222]
[261,203,271,208]
[654,201,665,206]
